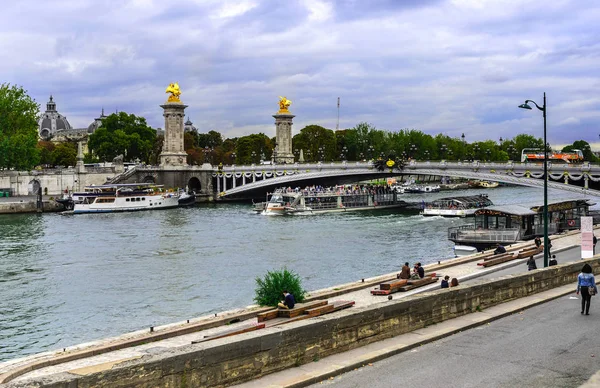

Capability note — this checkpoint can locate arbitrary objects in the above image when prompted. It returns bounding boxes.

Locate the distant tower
[160,83,188,167]
[336,97,340,131]
[273,97,295,164]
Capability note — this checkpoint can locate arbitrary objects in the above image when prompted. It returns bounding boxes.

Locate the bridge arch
[142,175,156,184]
[188,177,201,193]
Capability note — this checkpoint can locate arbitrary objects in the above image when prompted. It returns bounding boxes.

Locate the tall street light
[519,92,548,267]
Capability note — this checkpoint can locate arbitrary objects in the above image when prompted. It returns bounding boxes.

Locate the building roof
[38,95,73,140]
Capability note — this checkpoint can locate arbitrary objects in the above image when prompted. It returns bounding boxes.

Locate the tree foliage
[254,268,306,307]
[0,83,40,169]
[87,112,156,163]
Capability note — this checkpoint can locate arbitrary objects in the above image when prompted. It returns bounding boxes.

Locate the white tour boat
[421,195,493,217]
[73,184,179,214]
[262,187,406,216]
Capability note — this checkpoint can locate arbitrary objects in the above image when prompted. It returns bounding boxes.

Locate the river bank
[0,229,591,386]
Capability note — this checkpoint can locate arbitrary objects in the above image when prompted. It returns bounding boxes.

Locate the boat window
[126,198,130,202]
[136,198,141,202]
[142,198,145,201]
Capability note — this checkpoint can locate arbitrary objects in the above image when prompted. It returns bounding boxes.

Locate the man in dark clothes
[278,290,296,309]
[549,255,558,266]
[417,262,425,278]
[441,275,450,288]
[494,244,506,255]
[534,236,541,248]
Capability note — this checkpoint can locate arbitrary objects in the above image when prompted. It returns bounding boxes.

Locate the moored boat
[178,191,196,207]
[447,198,595,250]
[73,184,179,214]
[477,180,499,188]
[421,194,493,217]
[263,186,406,216]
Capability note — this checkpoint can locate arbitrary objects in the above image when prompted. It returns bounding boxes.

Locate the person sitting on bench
[494,244,506,255]
[277,290,296,309]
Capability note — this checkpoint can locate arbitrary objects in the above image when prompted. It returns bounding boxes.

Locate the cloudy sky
[2,0,599,147]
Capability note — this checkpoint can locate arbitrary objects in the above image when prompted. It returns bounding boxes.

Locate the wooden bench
[482,252,514,262]
[398,276,438,291]
[277,300,328,318]
[380,279,408,290]
[479,254,518,267]
[517,245,543,259]
[269,300,356,327]
[257,309,279,322]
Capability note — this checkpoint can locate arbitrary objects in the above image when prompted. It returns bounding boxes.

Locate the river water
[0,186,593,361]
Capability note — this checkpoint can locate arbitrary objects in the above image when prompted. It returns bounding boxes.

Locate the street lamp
[231,152,236,165]
[341,146,348,161]
[424,150,430,160]
[204,146,213,164]
[410,144,417,159]
[519,92,548,267]
[440,144,448,160]
[485,149,491,161]
[251,151,257,164]
[473,144,480,160]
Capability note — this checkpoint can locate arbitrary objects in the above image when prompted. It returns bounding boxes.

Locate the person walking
[576,263,598,315]
[526,256,537,271]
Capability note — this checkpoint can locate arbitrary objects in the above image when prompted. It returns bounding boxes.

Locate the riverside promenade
[0,229,596,387]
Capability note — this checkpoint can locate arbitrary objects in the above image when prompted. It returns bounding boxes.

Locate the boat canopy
[431,195,493,207]
[84,183,164,189]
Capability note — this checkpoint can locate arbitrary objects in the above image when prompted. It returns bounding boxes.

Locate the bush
[254,268,306,307]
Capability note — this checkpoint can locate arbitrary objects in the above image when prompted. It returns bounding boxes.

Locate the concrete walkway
[233,282,581,388]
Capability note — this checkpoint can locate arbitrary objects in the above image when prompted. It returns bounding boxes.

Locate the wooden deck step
[191,323,265,344]
[257,309,279,322]
[304,304,334,317]
[398,277,438,291]
[271,300,356,326]
[517,246,543,259]
[480,254,518,267]
[482,253,513,262]
[379,279,408,290]
[278,300,328,318]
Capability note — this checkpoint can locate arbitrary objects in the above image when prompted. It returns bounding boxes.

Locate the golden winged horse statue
[278,96,292,113]
[166,83,182,103]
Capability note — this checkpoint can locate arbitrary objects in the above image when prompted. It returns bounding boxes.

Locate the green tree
[51,142,77,167]
[0,83,40,169]
[292,125,336,162]
[562,140,597,162]
[87,112,156,163]
[37,141,55,166]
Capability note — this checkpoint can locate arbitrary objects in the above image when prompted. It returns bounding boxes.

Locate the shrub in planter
[254,268,306,307]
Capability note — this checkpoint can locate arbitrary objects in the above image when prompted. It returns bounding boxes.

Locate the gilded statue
[166,83,182,103]
[278,96,292,113]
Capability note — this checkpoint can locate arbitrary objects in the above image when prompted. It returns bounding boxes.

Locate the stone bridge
[113,160,600,200]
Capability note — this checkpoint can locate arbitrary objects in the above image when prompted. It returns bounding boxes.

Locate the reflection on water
[0,186,593,361]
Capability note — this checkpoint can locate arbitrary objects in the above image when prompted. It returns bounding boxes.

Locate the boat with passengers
[262,185,408,215]
[72,183,179,214]
[447,198,595,250]
[421,194,493,217]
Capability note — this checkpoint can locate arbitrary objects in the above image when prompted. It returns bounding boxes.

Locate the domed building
[38,96,73,140]
[184,117,197,133]
[87,108,107,133]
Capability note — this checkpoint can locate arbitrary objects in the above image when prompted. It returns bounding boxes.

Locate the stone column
[76,141,86,173]
[160,102,189,167]
[273,113,295,164]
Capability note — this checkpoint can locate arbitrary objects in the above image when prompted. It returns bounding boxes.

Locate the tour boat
[262,187,407,216]
[421,194,493,217]
[73,184,179,214]
[396,185,441,194]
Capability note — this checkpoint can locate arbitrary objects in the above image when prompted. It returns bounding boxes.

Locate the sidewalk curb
[280,287,575,388]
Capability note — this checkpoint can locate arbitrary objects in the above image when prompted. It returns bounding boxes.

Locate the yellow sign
[386,159,395,168]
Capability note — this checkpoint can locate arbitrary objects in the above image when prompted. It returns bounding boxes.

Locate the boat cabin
[448,198,594,248]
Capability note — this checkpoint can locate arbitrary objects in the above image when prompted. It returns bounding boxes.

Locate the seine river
[0,186,593,361]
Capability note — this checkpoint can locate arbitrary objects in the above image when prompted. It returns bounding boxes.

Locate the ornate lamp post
[410,144,418,159]
[507,145,516,161]
[341,146,348,161]
[204,146,213,164]
[519,93,549,267]
[473,144,480,160]
[251,151,257,164]
[294,148,299,162]
[230,152,236,165]
[318,146,325,162]
[440,144,448,160]
[424,150,430,160]
[367,145,375,160]
[485,149,491,161]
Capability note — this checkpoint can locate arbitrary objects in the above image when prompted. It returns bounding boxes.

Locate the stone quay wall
[7,258,597,388]
[0,169,114,196]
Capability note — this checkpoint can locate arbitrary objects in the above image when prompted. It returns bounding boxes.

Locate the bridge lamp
[519,92,548,267]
